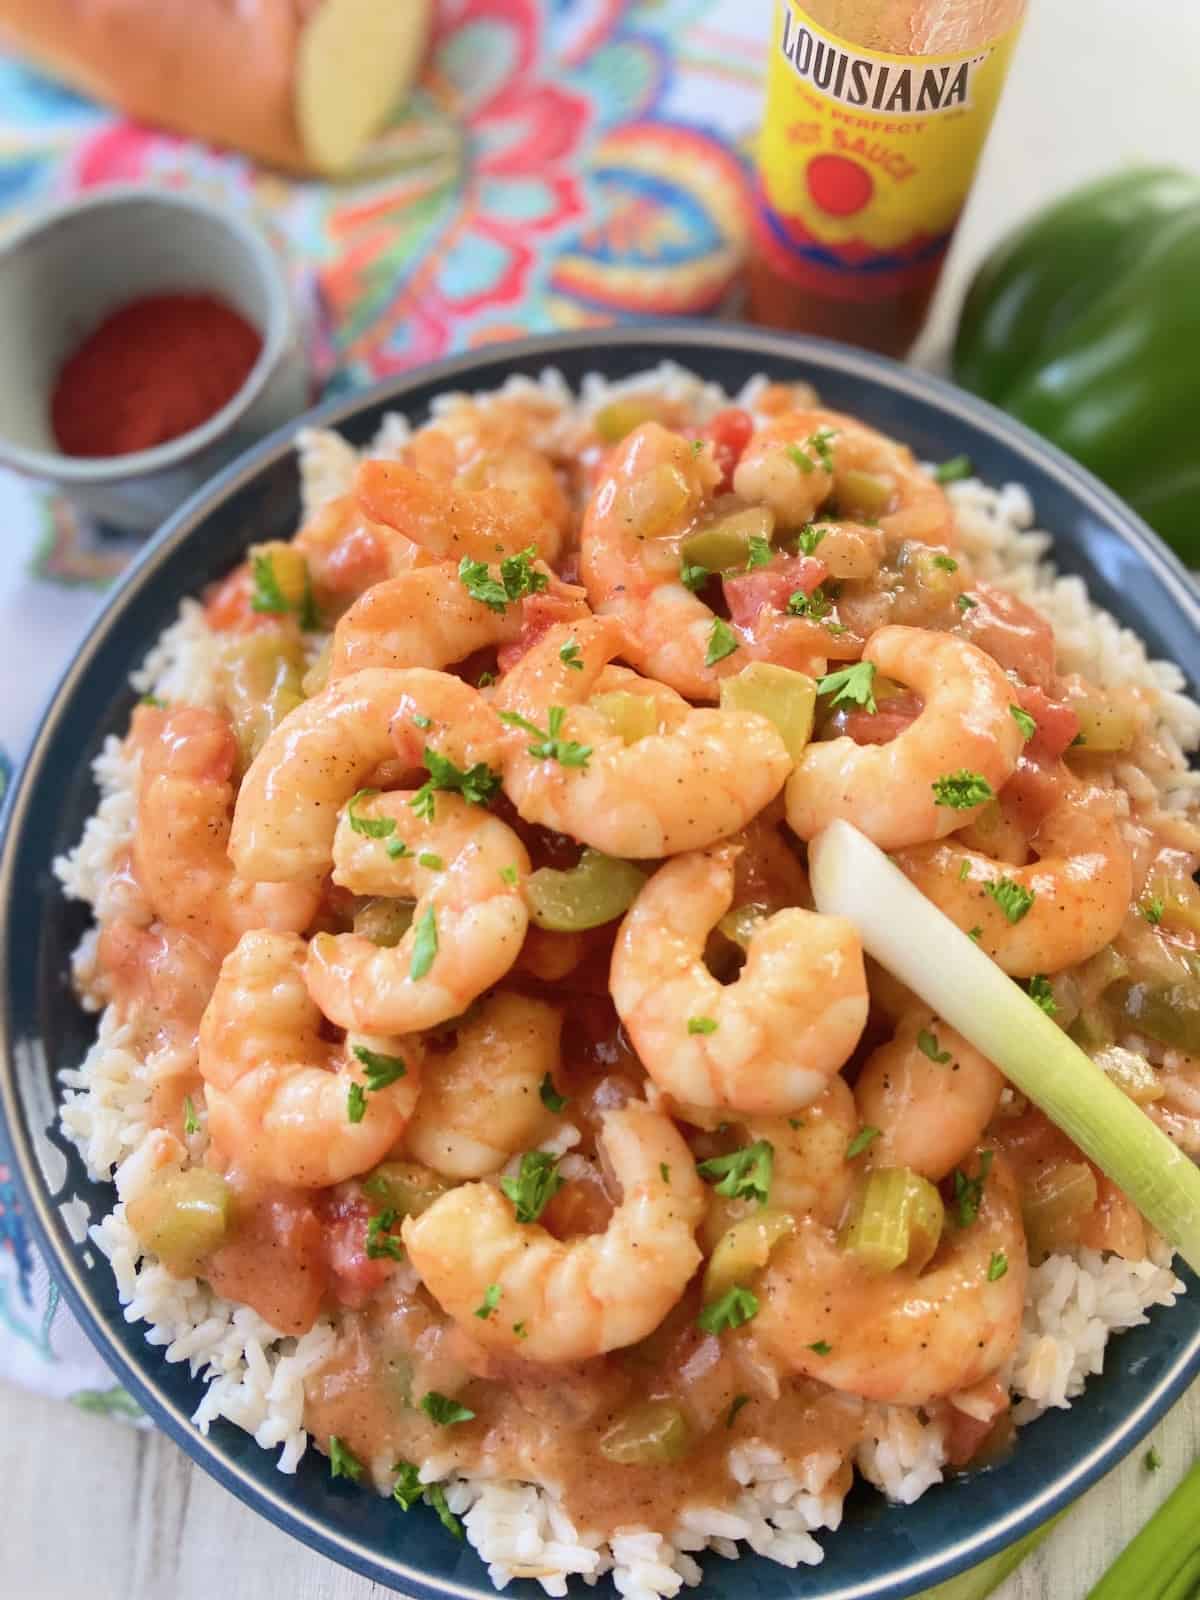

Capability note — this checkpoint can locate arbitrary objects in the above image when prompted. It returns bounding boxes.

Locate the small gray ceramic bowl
[0,183,309,532]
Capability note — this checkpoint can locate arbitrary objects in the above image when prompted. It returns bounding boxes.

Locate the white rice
[54,363,1197,1595]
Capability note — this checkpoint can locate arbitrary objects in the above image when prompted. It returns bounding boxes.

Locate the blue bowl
[3,327,1199,1599]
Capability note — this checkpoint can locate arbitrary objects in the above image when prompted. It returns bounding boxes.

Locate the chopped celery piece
[126,1169,234,1277]
[217,626,306,772]
[703,1208,795,1303]
[680,506,775,573]
[720,663,816,762]
[525,849,646,932]
[1069,694,1139,752]
[1109,980,1200,1055]
[1094,1045,1164,1105]
[251,541,310,611]
[716,903,768,951]
[354,898,416,947]
[599,1401,692,1465]
[1143,872,1200,939]
[362,1161,453,1218]
[593,396,664,444]
[1067,1008,1115,1054]
[808,820,1200,1276]
[838,468,891,519]
[1022,1161,1098,1261]
[589,690,660,745]
[839,1167,945,1274]
[616,465,691,539]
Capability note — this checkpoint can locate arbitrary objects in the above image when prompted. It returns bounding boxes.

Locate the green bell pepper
[952,168,1200,563]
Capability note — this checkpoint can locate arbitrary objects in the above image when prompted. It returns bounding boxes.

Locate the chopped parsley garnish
[424,1482,464,1540]
[956,593,978,612]
[328,1436,364,1481]
[680,560,710,593]
[347,1083,367,1124]
[967,925,983,942]
[501,1151,564,1223]
[1027,975,1058,1016]
[1142,896,1165,926]
[985,877,1035,923]
[499,864,519,885]
[347,788,395,839]
[365,1209,405,1261]
[917,1028,951,1064]
[560,640,584,671]
[807,1340,832,1356]
[418,851,444,871]
[1010,704,1037,741]
[409,907,438,980]
[745,535,773,570]
[726,1395,751,1428]
[392,1460,424,1511]
[412,713,432,730]
[539,1073,567,1113]
[931,554,958,572]
[817,660,877,714]
[788,1118,803,1130]
[660,1163,671,1184]
[1145,1447,1163,1473]
[933,455,972,484]
[687,1015,718,1035]
[139,693,166,709]
[846,1125,881,1159]
[959,859,971,881]
[474,1284,501,1319]
[386,837,411,859]
[477,669,497,688]
[1070,731,1087,747]
[705,617,739,667]
[249,551,320,629]
[787,443,815,475]
[786,586,831,619]
[696,1140,774,1204]
[932,770,994,809]
[498,707,592,769]
[953,1150,994,1227]
[420,1392,476,1427]
[458,546,547,613]
[795,523,826,556]
[410,748,502,821]
[987,1250,1008,1282]
[697,1285,759,1335]
[353,1044,408,1091]
[513,1321,528,1340]
[182,1095,199,1136]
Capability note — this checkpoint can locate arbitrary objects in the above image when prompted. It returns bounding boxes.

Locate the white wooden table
[4,3,1199,1595]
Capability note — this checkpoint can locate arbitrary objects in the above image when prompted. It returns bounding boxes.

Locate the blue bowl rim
[2,322,1198,1599]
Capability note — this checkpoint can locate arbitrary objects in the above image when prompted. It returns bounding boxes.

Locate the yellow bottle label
[755,2,1023,300]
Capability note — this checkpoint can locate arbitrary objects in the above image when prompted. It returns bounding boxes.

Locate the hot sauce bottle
[749,0,1027,356]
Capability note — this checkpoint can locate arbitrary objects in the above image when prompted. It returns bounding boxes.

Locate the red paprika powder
[51,292,263,458]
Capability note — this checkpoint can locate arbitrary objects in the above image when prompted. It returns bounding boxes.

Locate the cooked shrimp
[732,409,956,546]
[405,992,562,1178]
[786,625,1024,850]
[304,790,529,1034]
[493,616,792,858]
[199,930,421,1188]
[295,493,433,606]
[753,1153,1028,1405]
[854,1010,1004,1181]
[230,668,503,882]
[96,919,219,1055]
[611,846,868,1114]
[356,458,565,567]
[744,1077,858,1225]
[894,780,1133,976]
[403,1101,704,1362]
[134,706,321,955]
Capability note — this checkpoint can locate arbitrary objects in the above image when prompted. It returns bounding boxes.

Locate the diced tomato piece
[203,562,269,633]
[723,554,827,628]
[702,408,754,493]
[496,585,590,672]
[1014,682,1081,761]
[958,582,1057,690]
[206,1193,327,1334]
[944,1404,1006,1469]
[318,1191,398,1310]
[841,690,923,746]
[540,1174,614,1240]
[998,753,1064,834]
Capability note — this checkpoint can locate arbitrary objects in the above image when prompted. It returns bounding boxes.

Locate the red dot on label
[806,154,873,217]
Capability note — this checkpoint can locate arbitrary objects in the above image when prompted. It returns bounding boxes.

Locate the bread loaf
[0,0,432,175]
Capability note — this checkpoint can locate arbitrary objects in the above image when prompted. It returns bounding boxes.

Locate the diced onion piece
[354,898,415,947]
[1022,1161,1098,1262]
[1069,695,1139,752]
[525,850,646,932]
[703,1208,795,1303]
[808,820,1200,1275]
[681,506,775,573]
[838,1167,945,1274]
[720,663,816,762]
[1094,1046,1165,1105]
[599,1401,692,1465]
[593,396,666,444]
[589,690,660,745]
[838,469,892,519]
[1145,871,1200,938]
[125,1169,234,1277]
